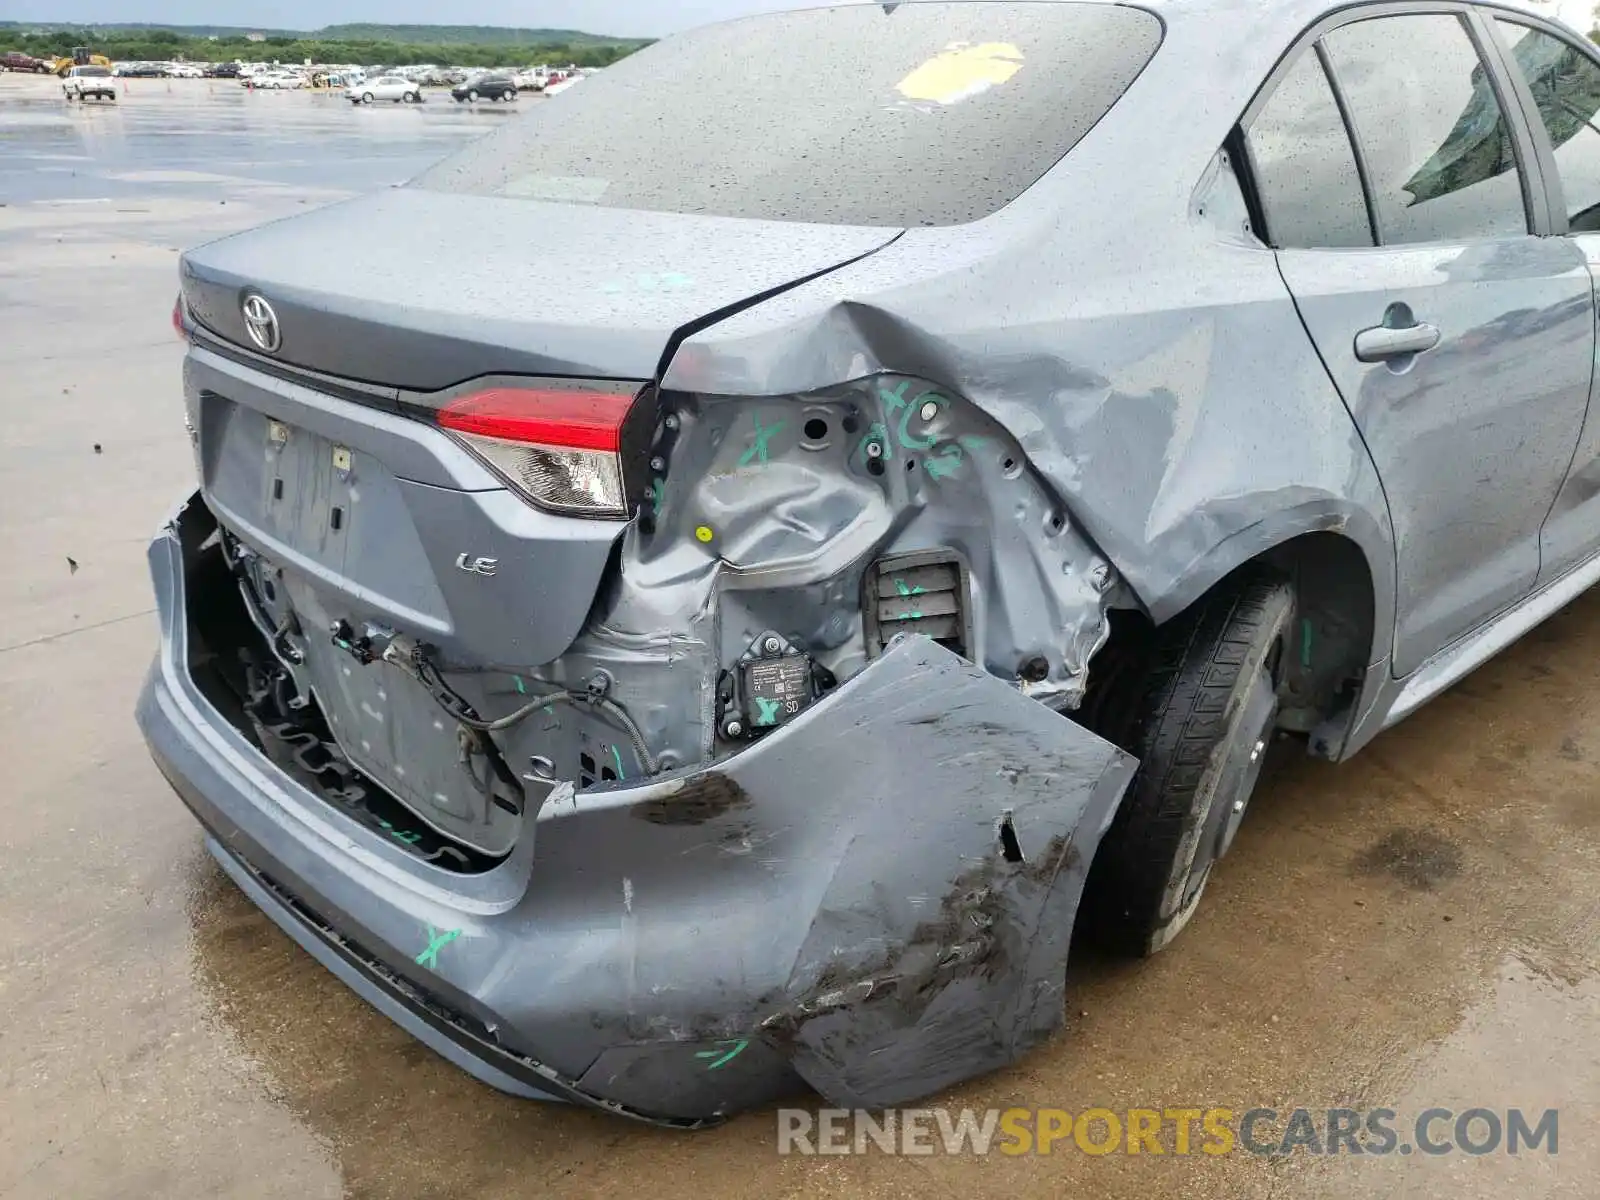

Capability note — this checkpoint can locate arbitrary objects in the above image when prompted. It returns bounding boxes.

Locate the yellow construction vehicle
[51,48,113,77]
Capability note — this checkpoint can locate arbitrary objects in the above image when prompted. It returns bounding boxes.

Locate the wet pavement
[2,71,1598,1200]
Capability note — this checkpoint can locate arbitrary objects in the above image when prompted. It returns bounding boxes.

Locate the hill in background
[0,20,651,67]
[0,20,647,44]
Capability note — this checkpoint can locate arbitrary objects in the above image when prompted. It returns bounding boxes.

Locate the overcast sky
[7,0,1596,39]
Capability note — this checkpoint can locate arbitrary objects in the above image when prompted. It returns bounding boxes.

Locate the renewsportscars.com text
[776,1106,1559,1157]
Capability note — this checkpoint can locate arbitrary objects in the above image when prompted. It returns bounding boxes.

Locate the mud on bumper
[137,492,1137,1125]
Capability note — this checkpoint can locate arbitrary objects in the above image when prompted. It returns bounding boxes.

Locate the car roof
[737,0,1577,37]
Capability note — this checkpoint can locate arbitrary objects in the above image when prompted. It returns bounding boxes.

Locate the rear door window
[1493,19,1600,233]
[1323,14,1529,244]
[411,2,1163,226]
[1245,51,1374,248]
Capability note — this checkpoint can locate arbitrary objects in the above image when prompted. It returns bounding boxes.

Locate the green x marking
[753,696,783,726]
[738,416,785,466]
[694,1038,750,1070]
[415,925,460,971]
[894,578,926,597]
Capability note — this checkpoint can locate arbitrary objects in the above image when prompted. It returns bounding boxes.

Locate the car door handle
[1353,321,1441,363]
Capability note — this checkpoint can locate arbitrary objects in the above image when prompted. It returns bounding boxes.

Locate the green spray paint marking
[896,393,940,451]
[415,926,460,971]
[694,1038,750,1070]
[924,443,964,480]
[1301,618,1314,670]
[878,380,911,415]
[610,743,626,780]
[513,675,527,696]
[894,578,926,598]
[738,416,785,466]
[376,817,423,847]
[753,696,783,726]
[647,477,666,509]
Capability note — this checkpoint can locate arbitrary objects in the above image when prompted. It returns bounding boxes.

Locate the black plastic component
[862,549,974,660]
[329,619,374,665]
[742,655,812,728]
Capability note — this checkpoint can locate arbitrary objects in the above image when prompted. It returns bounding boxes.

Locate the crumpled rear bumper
[137,492,1137,1125]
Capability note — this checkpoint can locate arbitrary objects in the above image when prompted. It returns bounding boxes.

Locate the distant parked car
[206,62,241,78]
[249,71,304,90]
[451,74,517,102]
[1,51,50,73]
[62,64,116,101]
[165,64,204,79]
[347,74,424,104]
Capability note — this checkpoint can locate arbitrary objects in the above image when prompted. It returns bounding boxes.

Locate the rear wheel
[502,88,516,101]
[1085,570,1294,955]
[362,92,374,104]
[403,91,417,103]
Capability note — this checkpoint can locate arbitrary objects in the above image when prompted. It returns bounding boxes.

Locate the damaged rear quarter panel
[661,4,1397,661]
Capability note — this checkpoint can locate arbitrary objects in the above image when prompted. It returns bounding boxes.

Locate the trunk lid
[183,191,900,858]
[180,188,902,388]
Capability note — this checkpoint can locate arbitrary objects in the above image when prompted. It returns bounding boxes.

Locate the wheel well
[1259,532,1375,752]
[1076,532,1375,760]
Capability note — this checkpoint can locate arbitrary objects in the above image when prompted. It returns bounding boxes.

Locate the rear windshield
[412,2,1162,226]
[75,67,111,77]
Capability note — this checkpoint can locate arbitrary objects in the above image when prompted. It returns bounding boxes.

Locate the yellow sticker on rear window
[895,42,1024,106]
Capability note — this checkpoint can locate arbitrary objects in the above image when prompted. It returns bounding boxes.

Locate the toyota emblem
[240,293,282,353]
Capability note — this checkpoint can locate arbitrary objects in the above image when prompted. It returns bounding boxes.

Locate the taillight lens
[436,386,640,518]
[172,295,187,341]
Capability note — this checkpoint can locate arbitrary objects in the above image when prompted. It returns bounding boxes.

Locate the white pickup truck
[63,65,117,101]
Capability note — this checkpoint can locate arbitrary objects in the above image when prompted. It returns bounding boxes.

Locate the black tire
[1086,569,1294,955]
[467,89,479,102]
[502,89,516,101]
[362,92,374,104]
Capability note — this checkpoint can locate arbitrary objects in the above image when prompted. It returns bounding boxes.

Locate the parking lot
[2,69,1598,1199]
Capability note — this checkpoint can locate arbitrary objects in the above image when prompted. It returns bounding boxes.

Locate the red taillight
[436,388,632,451]
[436,385,640,518]
[171,295,187,341]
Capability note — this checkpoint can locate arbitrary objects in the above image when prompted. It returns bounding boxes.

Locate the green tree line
[0,28,649,68]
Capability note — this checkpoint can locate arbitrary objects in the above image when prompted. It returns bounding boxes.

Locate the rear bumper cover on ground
[137,492,1137,1125]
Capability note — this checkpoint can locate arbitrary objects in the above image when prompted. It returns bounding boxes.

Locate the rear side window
[1245,51,1373,248]
[1494,19,1600,233]
[412,3,1163,226]
[1324,14,1528,244]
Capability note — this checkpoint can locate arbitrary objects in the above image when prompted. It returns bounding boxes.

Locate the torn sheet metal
[481,372,1120,795]
[143,511,1136,1119]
